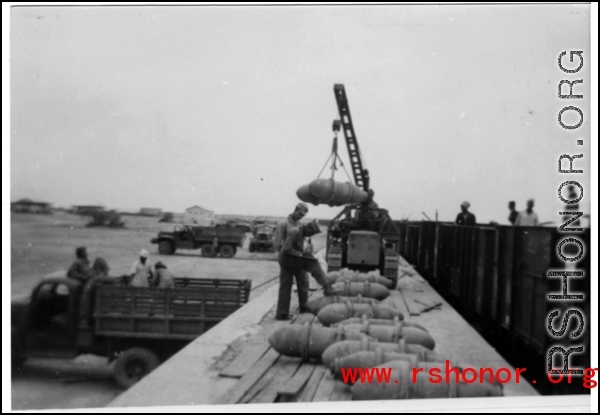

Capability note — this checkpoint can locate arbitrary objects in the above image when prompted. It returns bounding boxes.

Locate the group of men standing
[272,202,339,321]
[66,246,176,288]
[455,199,539,227]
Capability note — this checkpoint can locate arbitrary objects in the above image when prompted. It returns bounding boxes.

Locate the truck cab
[12,277,83,361]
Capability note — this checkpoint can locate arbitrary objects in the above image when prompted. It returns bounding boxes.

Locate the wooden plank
[214,348,280,405]
[277,362,317,397]
[240,355,296,404]
[297,365,326,402]
[219,342,270,378]
[399,287,421,316]
[311,370,337,402]
[250,356,302,403]
[329,379,353,401]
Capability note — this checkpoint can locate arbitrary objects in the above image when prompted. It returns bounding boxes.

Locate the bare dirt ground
[9,211,327,411]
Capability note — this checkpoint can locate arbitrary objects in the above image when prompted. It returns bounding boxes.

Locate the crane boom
[333,84,368,191]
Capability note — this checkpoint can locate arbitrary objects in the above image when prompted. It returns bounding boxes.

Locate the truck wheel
[201,244,213,257]
[114,347,160,389]
[158,241,174,255]
[219,244,235,258]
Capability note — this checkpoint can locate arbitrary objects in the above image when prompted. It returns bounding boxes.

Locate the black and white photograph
[4,3,596,412]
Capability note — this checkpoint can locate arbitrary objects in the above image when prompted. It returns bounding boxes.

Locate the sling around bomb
[317,301,402,326]
[332,315,426,333]
[321,338,431,368]
[342,322,435,350]
[307,294,381,315]
[327,270,396,289]
[331,280,390,300]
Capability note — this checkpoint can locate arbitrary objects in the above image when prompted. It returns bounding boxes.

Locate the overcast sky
[9,4,591,224]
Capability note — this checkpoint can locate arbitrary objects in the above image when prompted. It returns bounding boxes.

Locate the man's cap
[155,261,166,270]
[295,202,309,213]
[527,198,535,203]
[461,201,470,208]
[305,219,321,235]
[140,249,150,258]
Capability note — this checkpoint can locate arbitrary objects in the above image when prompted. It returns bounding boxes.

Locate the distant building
[72,205,105,214]
[139,207,163,217]
[11,199,52,214]
[184,205,214,225]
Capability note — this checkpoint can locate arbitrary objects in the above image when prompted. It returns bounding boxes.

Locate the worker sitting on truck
[276,219,340,320]
[78,257,112,329]
[130,249,154,287]
[151,261,176,288]
[67,246,94,284]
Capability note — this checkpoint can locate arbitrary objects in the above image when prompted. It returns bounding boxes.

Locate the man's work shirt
[514,210,539,226]
[273,215,301,253]
[455,212,476,226]
[130,260,153,287]
[67,258,93,282]
[281,226,306,257]
[151,268,176,288]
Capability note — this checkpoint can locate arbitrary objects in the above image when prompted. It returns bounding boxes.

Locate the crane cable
[316,133,354,183]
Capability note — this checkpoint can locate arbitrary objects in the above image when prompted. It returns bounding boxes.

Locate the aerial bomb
[267,322,432,362]
[321,338,431,368]
[296,179,369,207]
[307,294,381,315]
[350,361,503,400]
[328,271,395,289]
[332,315,426,333]
[267,322,371,361]
[343,321,435,350]
[317,301,402,326]
[331,280,390,300]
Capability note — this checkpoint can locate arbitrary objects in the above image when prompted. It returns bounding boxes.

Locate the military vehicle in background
[151,225,246,258]
[248,224,276,253]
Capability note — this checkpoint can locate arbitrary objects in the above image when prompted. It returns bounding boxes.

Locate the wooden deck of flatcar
[213,257,538,404]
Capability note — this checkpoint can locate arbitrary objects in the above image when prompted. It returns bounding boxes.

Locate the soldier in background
[130,249,154,287]
[514,199,539,226]
[508,201,519,225]
[210,236,219,258]
[151,261,176,288]
[455,201,477,226]
[67,246,94,283]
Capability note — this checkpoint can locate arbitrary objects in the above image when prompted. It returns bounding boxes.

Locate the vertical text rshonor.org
[548,50,590,382]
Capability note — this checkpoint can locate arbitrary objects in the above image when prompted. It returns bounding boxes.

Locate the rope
[316,153,334,180]
[339,157,354,183]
